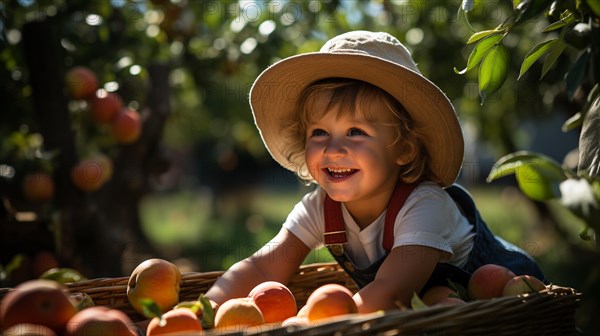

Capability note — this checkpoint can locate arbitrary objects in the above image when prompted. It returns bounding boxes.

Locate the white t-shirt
[283,182,475,268]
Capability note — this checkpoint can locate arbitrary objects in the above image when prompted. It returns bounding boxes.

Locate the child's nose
[324,138,347,157]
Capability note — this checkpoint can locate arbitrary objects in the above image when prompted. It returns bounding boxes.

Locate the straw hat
[249,30,464,187]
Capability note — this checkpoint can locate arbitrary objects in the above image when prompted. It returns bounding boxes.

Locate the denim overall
[324,183,547,293]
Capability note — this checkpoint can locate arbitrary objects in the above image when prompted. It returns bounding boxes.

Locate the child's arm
[205,227,311,306]
[353,245,448,313]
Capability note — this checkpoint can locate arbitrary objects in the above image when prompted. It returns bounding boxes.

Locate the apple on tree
[65,66,98,100]
[112,108,142,144]
[89,90,123,124]
[71,156,111,192]
[22,172,55,202]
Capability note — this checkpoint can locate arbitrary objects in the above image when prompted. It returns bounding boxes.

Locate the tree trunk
[21,18,171,278]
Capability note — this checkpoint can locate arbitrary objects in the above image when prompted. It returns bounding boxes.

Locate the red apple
[22,172,54,202]
[112,108,141,144]
[305,284,357,322]
[64,306,137,336]
[421,286,458,306]
[502,275,546,296]
[71,158,109,192]
[89,91,123,123]
[0,279,77,334]
[248,281,297,323]
[65,67,98,100]
[468,264,516,300]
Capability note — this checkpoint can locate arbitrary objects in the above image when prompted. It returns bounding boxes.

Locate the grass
[140,184,546,270]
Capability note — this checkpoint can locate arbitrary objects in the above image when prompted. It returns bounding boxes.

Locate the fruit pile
[65,66,142,193]
[18,65,144,202]
[0,260,549,335]
[415,263,546,308]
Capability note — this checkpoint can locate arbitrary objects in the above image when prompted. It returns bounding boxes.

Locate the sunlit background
[1,0,597,333]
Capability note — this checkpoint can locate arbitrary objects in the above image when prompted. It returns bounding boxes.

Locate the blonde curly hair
[281,78,436,185]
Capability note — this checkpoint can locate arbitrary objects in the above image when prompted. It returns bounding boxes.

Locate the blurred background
[1,0,598,334]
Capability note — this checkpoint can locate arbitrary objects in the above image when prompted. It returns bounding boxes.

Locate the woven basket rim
[0,262,582,336]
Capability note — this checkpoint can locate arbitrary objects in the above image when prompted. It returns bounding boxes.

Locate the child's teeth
[329,168,351,173]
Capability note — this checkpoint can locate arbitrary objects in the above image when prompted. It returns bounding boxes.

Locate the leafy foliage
[458,0,600,242]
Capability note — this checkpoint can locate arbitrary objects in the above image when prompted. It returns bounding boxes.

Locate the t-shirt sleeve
[393,184,467,258]
[282,188,325,250]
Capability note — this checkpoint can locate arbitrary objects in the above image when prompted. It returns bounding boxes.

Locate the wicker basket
[0,262,581,335]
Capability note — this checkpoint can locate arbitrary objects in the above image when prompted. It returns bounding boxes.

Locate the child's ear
[395,141,417,166]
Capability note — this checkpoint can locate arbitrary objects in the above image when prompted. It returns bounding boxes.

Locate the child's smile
[305,101,408,226]
[323,166,358,181]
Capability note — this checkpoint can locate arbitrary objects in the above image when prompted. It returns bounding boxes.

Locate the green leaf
[563,85,600,132]
[198,294,215,329]
[4,254,24,277]
[562,112,583,132]
[516,160,565,201]
[542,12,574,32]
[479,44,510,104]
[518,39,557,79]
[541,39,566,78]
[140,298,164,320]
[490,153,570,201]
[579,225,591,241]
[455,34,503,75]
[467,29,505,44]
[447,279,469,301]
[40,267,87,284]
[565,50,590,100]
[514,0,553,26]
[487,151,566,182]
[587,0,600,17]
[410,292,428,311]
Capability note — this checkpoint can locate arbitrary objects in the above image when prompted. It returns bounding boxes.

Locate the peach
[70,159,106,192]
[502,275,546,297]
[22,172,54,202]
[421,286,457,306]
[112,108,141,144]
[31,251,59,278]
[89,91,123,124]
[2,323,57,335]
[431,297,467,306]
[248,281,297,323]
[468,264,516,300]
[127,259,181,316]
[0,279,77,334]
[65,306,137,336]
[296,305,308,317]
[305,284,357,322]
[88,153,113,184]
[281,316,310,328]
[65,66,98,100]
[214,298,264,330]
[146,308,203,335]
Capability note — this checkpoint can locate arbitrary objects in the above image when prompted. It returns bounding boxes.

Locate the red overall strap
[323,183,418,252]
[383,182,418,252]
[323,195,347,245]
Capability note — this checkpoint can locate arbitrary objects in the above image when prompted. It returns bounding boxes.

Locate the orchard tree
[0,0,173,280]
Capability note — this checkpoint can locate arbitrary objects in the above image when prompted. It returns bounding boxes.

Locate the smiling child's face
[304,93,409,213]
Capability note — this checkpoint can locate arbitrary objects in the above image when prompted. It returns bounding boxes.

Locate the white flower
[461,0,474,11]
[559,178,599,216]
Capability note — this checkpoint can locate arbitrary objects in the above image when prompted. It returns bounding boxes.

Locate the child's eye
[311,129,328,137]
[347,128,366,136]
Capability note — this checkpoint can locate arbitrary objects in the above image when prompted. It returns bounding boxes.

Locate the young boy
[205,31,545,313]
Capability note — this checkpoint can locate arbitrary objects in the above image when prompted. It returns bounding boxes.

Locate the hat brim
[250,52,464,187]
